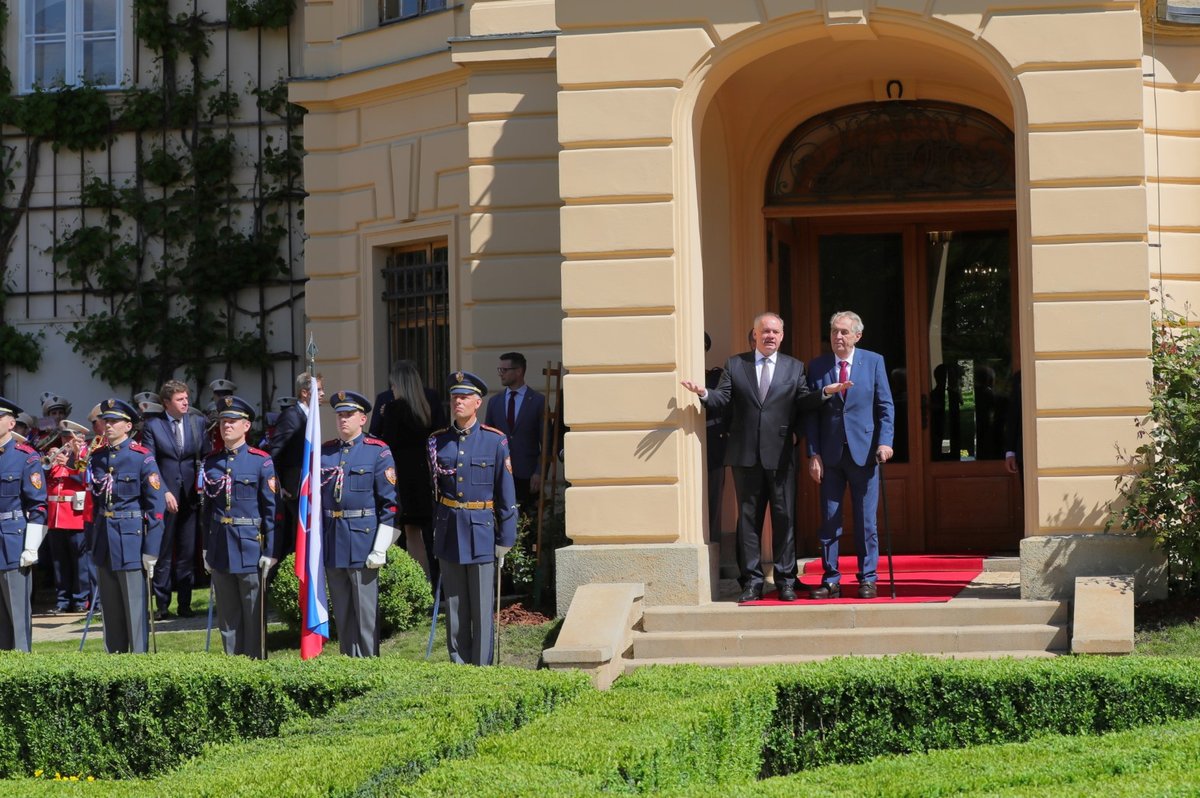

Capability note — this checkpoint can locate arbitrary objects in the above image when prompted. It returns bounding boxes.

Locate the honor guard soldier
[45,419,93,614]
[86,399,165,654]
[320,390,398,657]
[429,371,517,666]
[200,397,276,658]
[0,398,48,651]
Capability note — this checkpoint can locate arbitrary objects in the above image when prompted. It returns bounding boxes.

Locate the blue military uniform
[200,396,276,658]
[321,390,398,657]
[0,397,48,652]
[87,399,166,654]
[430,371,517,666]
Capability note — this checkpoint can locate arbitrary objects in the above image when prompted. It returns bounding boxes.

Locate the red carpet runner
[741,555,984,606]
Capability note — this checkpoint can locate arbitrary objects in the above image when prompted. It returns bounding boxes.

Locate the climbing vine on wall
[0,0,305,394]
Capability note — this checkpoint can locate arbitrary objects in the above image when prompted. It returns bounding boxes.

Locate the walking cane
[146,570,157,654]
[424,574,442,660]
[204,583,215,652]
[78,587,100,652]
[493,556,504,666]
[259,564,269,660]
[876,454,896,600]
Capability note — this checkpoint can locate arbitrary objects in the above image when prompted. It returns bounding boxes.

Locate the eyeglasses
[497,367,518,374]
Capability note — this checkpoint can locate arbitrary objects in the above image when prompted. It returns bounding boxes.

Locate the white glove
[202,550,212,575]
[495,544,512,559]
[258,556,277,572]
[21,523,46,567]
[366,524,394,569]
[142,554,157,578]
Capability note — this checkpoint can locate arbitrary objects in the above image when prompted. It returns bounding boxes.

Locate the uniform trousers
[439,559,496,666]
[0,568,32,652]
[97,567,148,653]
[327,566,378,657]
[211,569,263,658]
[49,530,91,609]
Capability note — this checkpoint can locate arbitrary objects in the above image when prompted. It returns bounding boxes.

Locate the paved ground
[32,608,211,644]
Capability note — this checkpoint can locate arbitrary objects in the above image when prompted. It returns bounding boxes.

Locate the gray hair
[829,311,864,334]
[295,372,323,396]
[752,312,784,331]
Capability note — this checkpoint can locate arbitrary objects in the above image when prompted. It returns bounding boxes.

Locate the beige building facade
[290,0,1200,611]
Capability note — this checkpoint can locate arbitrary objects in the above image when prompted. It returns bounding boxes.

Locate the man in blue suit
[805,311,895,599]
[484,352,544,515]
[141,380,210,619]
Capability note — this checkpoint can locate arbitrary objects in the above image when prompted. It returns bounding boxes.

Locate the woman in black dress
[374,360,446,580]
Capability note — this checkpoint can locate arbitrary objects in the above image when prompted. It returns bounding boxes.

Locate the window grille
[382,241,449,395]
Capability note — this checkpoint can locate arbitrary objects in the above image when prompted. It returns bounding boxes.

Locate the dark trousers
[154,497,197,612]
[707,466,726,544]
[818,446,881,584]
[49,530,91,609]
[731,464,797,589]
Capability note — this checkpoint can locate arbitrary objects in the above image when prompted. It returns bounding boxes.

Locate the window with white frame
[22,0,121,91]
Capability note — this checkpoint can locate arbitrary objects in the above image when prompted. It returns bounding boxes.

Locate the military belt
[48,496,75,502]
[325,508,375,519]
[0,511,22,521]
[439,496,494,510]
[102,510,141,519]
[215,516,261,526]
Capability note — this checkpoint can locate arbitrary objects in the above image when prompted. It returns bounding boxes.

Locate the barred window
[379,0,446,26]
[382,241,449,395]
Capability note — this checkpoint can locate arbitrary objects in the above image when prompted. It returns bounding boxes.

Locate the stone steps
[625,650,1059,673]
[624,586,1070,670]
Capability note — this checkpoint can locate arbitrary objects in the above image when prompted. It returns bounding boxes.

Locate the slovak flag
[295,375,329,659]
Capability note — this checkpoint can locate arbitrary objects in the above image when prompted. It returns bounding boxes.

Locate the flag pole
[296,332,329,660]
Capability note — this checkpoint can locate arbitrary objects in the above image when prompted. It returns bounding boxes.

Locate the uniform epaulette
[323,438,340,448]
[248,447,270,458]
[363,436,388,448]
[130,442,150,454]
[430,427,450,438]
[480,424,506,436]
[15,443,35,454]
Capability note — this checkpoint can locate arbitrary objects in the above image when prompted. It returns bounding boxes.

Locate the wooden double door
[770,214,1023,555]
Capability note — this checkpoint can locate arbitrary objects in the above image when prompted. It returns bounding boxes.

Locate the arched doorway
[765,99,1022,555]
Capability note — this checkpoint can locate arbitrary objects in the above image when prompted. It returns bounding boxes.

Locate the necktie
[174,418,184,451]
[758,357,772,401]
[507,390,516,429]
[839,361,849,394]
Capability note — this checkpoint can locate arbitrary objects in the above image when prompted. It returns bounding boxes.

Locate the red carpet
[741,555,984,606]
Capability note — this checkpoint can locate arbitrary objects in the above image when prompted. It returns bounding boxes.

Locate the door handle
[920,394,928,430]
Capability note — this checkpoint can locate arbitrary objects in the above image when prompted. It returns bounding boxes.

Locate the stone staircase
[623,567,1071,672]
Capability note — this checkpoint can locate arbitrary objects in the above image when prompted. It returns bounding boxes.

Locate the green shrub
[0,661,590,796]
[269,547,433,635]
[0,653,370,780]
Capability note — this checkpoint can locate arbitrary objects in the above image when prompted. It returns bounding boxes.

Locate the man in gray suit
[682,313,846,602]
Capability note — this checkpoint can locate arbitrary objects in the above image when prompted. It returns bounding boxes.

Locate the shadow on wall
[635,398,691,460]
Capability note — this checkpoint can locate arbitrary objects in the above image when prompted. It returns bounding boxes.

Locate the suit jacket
[805,349,895,467]
[704,351,825,472]
[267,404,306,496]
[483,387,545,481]
[142,413,209,499]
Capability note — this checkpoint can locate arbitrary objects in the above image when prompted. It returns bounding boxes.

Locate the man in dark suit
[267,373,324,561]
[483,352,545,515]
[682,313,845,602]
[805,311,895,600]
[142,380,210,619]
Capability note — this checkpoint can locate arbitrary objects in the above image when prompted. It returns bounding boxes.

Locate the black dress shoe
[858,583,878,599]
[47,607,66,616]
[776,583,796,602]
[177,607,195,618]
[738,585,763,603]
[809,582,841,600]
[154,609,172,622]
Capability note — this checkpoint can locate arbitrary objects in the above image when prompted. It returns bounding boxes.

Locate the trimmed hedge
[409,656,1200,796]
[721,718,1200,797]
[0,653,367,779]
[269,548,433,635]
[403,665,780,796]
[0,659,589,795]
[764,655,1200,774]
